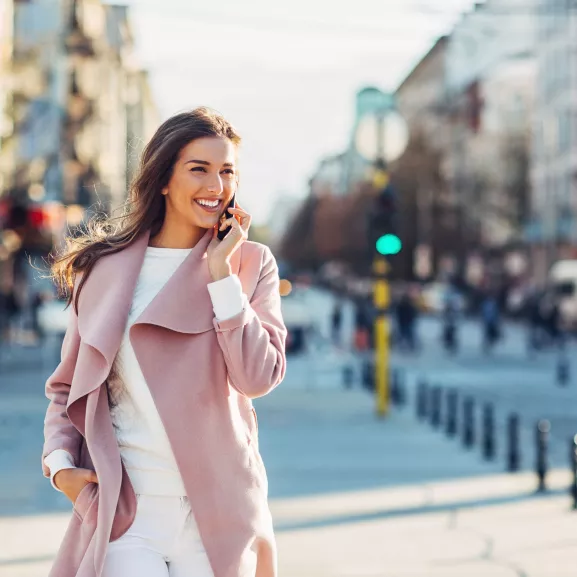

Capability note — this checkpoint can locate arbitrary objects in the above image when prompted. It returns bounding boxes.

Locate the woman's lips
[193,199,222,213]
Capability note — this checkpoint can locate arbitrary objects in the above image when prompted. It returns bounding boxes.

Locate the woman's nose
[206,174,224,193]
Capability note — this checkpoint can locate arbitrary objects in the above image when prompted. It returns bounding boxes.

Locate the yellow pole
[373,257,390,417]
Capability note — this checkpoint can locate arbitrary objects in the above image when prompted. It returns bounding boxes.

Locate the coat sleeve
[41,301,83,478]
[213,245,287,399]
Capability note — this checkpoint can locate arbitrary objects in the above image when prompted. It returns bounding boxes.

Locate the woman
[42,107,287,577]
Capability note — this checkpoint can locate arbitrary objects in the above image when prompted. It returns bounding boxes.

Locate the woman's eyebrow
[185,159,235,167]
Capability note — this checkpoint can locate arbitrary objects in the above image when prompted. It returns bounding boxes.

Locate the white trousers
[102,495,214,577]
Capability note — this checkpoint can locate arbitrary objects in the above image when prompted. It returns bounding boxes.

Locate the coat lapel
[76,233,149,371]
[132,228,215,334]
[70,226,242,406]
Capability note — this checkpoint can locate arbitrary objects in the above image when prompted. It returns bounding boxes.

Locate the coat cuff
[213,301,256,332]
[44,449,76,491]
[207,274,246,321]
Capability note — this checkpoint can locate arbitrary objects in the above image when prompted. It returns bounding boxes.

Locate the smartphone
[217,194,236,241]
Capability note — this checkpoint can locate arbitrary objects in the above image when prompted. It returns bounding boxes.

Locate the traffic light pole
[368,106,402,418]
[373,255,390,417]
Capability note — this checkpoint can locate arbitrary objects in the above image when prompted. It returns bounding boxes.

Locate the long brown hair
[51,107,241,313]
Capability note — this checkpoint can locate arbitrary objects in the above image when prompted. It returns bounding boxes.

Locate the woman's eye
[190,167,206,173]
[222,169,235,175]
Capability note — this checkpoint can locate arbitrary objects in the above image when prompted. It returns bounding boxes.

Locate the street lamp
[353,87,408,418]
[355,109,409,166]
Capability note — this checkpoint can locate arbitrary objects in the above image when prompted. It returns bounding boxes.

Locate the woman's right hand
[53,468,99,504]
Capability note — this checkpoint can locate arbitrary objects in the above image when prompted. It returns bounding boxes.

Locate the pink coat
[42,228,287,577]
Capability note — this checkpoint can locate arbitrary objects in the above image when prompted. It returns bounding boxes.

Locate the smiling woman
[43,106,287,577]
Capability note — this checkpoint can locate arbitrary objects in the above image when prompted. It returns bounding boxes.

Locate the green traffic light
[376,234,402,255]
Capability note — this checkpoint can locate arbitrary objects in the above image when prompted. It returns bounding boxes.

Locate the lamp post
[354,87,408,417]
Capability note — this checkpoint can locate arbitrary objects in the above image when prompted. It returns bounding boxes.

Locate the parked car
[280,290,313,354]
[549,260,577,330]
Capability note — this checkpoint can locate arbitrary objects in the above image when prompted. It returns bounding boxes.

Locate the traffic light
[368,179,402,255]
[376,234,401,255]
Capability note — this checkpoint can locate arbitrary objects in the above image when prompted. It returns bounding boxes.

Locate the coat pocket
[73,481,99,523]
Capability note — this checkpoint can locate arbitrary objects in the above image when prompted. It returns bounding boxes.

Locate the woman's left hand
[207,204,251,282]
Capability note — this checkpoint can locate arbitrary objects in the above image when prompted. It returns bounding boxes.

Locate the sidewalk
[260,385,577,577]
[1,384,576,576]
[0,337,63,377]
[0,342,44,375]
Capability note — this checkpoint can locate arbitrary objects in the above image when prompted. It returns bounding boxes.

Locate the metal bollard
[342,365,354,389]
[507,413,521,472]
[463,397,475,449]
[557,356,570,387]
[417,380,428,421]
[430,386,442,429]
[536,419,550,493]
[482,403,496,461]
[571,435,577,510]
[362,359,374,391]
[445,389,458,438]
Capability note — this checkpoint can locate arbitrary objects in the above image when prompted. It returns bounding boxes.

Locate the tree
[390,129,453,280]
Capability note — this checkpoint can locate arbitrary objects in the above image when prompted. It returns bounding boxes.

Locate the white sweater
[44,246,246,495]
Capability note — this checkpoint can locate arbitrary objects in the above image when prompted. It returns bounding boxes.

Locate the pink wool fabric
[42,229,287,577]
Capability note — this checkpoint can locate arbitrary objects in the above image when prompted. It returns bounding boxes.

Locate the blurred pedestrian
[442,292,459,355]
[541,290,563,349]
[354,296,371,351]
[395,291,417,352]
[331,298,343,347]
[31,290,46,343]
[41,108,286,577]
[481,291,501,354]
[5,288,20,344]
[526,288,546,352]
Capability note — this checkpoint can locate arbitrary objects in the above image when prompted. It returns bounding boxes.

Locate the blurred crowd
[327,279,570,359]
[0,287,49,347]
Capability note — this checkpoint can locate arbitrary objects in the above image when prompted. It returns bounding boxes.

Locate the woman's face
[162,136,237,231]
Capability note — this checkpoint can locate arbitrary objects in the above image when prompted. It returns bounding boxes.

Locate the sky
[123,0,476,226]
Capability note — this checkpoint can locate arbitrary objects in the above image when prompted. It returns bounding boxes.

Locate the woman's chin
[189,217,218,231]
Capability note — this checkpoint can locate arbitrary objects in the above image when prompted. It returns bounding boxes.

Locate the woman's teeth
[195,199,220,208]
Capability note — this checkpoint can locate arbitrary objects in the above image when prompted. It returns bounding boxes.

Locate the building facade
[394,36,451,280]
[444,0,537,283]
[0,0,158,314]
[529,0,577,281]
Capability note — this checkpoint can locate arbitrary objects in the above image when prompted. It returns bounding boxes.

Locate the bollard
[507,413,521,472]
[430,386,442,429]
[482,403,496,461]
[342,365,354,389]
[536,419,550,493]
[417,380,428,421]
[463,397,475,449]
[557,356,570,387]
[397,369,407,407]
[362,359,374,391]
[571,435,577,510]
[445,389,458,438]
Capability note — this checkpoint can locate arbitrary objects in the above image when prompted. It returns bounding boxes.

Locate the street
[285,287,577,469]
[1,288,577,575]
